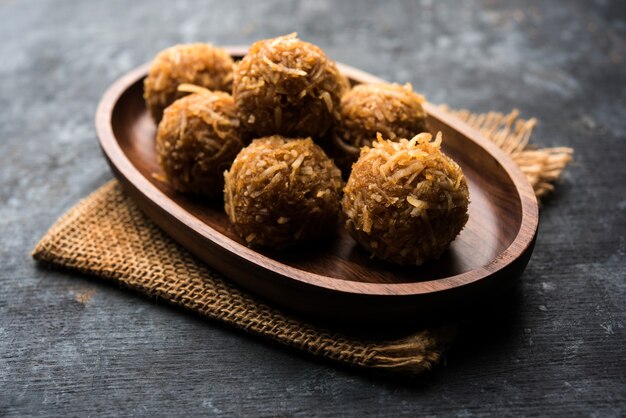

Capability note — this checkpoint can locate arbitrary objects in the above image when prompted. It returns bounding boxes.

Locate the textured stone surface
[1,0,625,415]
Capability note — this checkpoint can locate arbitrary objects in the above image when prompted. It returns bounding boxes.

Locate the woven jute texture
[33,109,572,375]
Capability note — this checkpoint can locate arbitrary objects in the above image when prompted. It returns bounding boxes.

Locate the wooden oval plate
[96,47,538,324]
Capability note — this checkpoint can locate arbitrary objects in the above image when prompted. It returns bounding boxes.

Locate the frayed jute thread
[33,108,572,375]
[441,107,574,199]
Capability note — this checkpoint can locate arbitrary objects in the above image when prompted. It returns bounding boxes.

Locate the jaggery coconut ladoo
[224,136,343,248]
[144,43,234,122]
[342,132,469,265]
[330,83,429,173]
[156,90,243,198]
[233,33,349,138]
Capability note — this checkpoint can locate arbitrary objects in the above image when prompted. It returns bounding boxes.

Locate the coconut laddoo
[233,33,349,139]
[156,91,243,198]
[330,83,429,173]
[224,136,343,248]
[342,132,469,265]
[144,43,234,122]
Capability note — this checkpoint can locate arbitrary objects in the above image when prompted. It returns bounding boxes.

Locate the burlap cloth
[33,109,572,375]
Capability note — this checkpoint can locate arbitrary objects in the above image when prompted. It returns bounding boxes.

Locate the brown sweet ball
[224,136,343,248]
[144,43,234,122]
[156,90,243,198]
[329,82,429,173]
[342,132,469,265]
[233,33,349,138]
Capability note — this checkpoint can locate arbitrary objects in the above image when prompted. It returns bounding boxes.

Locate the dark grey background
[1,0,625,416]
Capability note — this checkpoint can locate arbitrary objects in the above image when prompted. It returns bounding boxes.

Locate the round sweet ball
[144,43,234,122]
[233,33,349,139]
[156,91,243,198]
[224,136,343,248]
[330,83,429,173]
[342,132,469,265]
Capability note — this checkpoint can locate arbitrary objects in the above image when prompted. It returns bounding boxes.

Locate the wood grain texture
[1,0,624,416]
[96,57,538,322]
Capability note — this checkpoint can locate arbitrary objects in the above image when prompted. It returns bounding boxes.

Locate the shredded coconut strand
[177,83,213,95]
